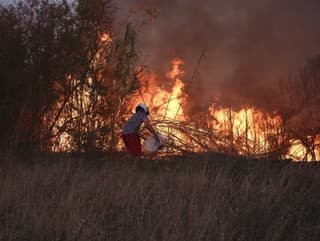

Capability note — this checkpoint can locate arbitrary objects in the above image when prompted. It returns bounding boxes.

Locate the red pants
[121,133,142,157]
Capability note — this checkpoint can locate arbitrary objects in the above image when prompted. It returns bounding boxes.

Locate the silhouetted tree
[0,0,142,158]
[0,4,27,155]
[0,1,100,155]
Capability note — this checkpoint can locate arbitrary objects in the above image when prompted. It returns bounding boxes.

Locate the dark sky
[115,0,320,112]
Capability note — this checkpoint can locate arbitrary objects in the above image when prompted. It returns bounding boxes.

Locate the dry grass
[0,152,320,241]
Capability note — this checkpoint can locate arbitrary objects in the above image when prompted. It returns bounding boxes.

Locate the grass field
[1,152,320,241]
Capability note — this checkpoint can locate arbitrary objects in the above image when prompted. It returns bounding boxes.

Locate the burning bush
[0,0,319,162]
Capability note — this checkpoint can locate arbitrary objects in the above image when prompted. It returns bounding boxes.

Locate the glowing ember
[100,33,112,43]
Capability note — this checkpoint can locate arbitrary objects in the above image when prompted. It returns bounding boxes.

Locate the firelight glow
[50,52,319,161]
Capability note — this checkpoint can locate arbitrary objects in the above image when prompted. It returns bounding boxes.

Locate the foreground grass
[0,152,320,241]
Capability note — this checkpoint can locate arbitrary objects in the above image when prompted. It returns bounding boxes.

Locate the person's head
[136,103,150,115]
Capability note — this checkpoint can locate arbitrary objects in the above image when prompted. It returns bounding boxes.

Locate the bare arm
[143,117,160,142]
[137,131,147,140]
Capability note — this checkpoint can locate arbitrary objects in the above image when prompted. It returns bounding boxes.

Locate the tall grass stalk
[0,153,319,241]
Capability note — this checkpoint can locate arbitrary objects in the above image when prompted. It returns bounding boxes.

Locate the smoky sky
[115,0,320,112]
[2,0,319,112]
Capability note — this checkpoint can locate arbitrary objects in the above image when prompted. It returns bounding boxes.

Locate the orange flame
[208,104,283,155]
[287,136,320,162]
[100,33,112,43]
[132,57,186,121]
[133,57,319,160]
[50,52,320,161]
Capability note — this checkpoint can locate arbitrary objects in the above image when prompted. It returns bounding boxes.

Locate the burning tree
[0,0,140,156]
[50,23,140,153]
[0,0,82,155]
[1,0,319,161]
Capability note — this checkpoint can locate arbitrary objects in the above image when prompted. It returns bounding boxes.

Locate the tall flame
[208,104,283,156]
[50,51,320,161]
[132,57,186,121]
[132,57,319,160]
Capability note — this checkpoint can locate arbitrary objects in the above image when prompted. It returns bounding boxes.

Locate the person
[121,103,160,161]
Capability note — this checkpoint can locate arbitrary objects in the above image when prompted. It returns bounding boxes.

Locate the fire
[288,140,307,161]
[287,136,320,162]
[133,56,319,160]
[208,105,283,156]
[127,58,188,152]
[166,58,184,79]
[51,77,95,152]
[132,57,186,121]
[165,58,186,120]
[49,50,320,161]
[100,33,112,43]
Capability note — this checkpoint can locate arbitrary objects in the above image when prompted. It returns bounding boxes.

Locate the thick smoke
[116,0,320,113]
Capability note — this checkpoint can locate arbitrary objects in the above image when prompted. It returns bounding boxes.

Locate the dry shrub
[0,153,320,241]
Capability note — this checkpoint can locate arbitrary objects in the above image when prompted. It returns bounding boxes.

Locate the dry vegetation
[1,153,320,241]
